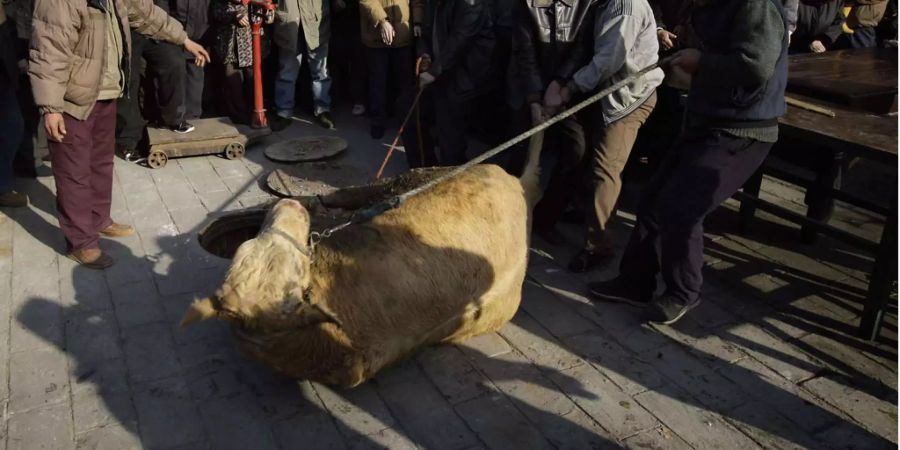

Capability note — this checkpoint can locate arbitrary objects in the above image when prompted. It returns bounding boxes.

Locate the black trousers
[185,63,204,120]
[117,32,186,150]
[398,86,439,168]
[619,128,773,303]
[366,46,414,127]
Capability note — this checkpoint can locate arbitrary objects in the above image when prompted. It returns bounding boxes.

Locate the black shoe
[644,294,702,325]
[535,225,565,246]
[171,122,196,134]
[115,145,140,162]
[587,277,653,307]
[315,112,336,130]
[269,115,292,132]
[370,125,385,139]
[568,248,614,273]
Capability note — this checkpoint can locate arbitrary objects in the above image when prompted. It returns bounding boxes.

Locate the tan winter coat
[29,0,187,120]
[359,0,424,49]
[847,0,888,28]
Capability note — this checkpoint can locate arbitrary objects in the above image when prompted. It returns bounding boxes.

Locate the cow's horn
[179,297,220,328]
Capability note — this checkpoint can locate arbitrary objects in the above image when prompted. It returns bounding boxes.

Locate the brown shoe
[0,191,28,208]
[67,248,115,270]
[100,222,135,238]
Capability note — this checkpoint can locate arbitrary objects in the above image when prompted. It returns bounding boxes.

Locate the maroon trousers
[49,100,117,252]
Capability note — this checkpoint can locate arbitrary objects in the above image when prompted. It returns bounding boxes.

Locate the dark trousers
[214,63,252,125]
[50,101,118,252]
[365,46,414,127]
[837,26,879,49]
[117,32,186,150]
[531,117,588,231]
[619,129,773,302]
[433,82,479,167]
[398,86,439,168]
[0,70,24,193]
[185,62,205,120]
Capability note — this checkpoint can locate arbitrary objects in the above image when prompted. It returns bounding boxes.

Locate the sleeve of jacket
[692,0,785,88]
[28,0,78,113]
[557,13,594,82]
[359,0,387,28]
[819,8,845,44]
[509,2,543,103]
[782,0,799,34]
[126,0,188,45]
[429,0,486,78]
[571,12,638,93]
[650,0,666,29]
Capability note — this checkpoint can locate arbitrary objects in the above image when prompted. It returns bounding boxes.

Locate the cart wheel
[148,150,168,169]
[225,142,246,160]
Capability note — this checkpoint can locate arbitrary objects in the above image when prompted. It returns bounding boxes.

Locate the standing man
[273,0,335,130]
[506,0,595,194]
[29,0,210,268]
[417,0,499,165]
[544,0,664,273]
[0,3,27,207]
[589,0,789,324]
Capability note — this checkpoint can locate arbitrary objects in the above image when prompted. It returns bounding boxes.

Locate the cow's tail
[518,131,545,211]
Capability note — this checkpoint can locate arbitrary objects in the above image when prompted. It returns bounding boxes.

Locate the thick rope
[310,59,668,247]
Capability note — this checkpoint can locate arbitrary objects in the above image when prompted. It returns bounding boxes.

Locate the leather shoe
[0,191,28,208]
[100,222,135,238]
[68,248,115,270]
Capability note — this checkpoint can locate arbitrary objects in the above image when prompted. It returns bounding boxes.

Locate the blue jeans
[275,30,332,116]
[0,76,24,194]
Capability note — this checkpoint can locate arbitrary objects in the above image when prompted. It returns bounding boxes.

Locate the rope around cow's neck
[308,58,671,249]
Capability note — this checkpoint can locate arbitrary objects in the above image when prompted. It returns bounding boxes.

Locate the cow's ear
[179,297,220,328]
[297,303,342,328]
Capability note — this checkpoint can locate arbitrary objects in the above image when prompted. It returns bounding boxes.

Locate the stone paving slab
[0,110,895,449]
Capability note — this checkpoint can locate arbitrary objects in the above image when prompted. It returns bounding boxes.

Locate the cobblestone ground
[0,111,896,449]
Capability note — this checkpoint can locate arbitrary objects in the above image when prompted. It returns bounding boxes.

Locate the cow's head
[180,199,339,331]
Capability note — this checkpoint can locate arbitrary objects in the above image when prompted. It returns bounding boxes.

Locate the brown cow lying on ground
[181,135,544,388]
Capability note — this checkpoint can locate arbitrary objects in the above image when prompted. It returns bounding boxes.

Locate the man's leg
[89,101,118,233]
[0,73,26,204]
[185,62,205,120]
[116,31,147,156]
[574,94,657,271]
[366,47,389,136]
[51,112,99,252]
[144,41,188,129]
[533,118,587,243]
[643,130,772,323]
[308,39,334,128]
[274,44,302,118]
[434,85,469,166]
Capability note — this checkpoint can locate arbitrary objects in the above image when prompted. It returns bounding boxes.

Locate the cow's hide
[182,136,544,388]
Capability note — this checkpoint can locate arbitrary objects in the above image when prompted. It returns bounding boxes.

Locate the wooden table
[738,49,897,341]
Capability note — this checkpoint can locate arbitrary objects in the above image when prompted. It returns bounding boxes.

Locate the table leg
[739,168,765,233]
[802,150,844,244]
[859,192,898,341]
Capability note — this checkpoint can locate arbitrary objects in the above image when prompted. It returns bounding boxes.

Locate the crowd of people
[0,0,896,324]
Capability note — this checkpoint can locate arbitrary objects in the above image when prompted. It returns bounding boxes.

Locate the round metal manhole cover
[264,136,348,163]
[265,160,370,198]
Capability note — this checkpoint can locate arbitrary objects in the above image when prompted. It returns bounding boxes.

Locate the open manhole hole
[198,204,353,260]
[198,210,267,260]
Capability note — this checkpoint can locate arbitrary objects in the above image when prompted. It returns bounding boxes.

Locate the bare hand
[379,20,395,46]
[809,40,826,53]
[543,80,564,110]
[418,71,436,88]
[670,48,701,75]
[44,112,66,142]
[560,85,572,105]
[414,25,422,37]
[530,102,547,126]
[183,38,211,67]
[657,29,677,51]
[237,14,250,27]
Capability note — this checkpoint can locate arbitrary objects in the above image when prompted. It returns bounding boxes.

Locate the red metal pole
[250,18,267,129]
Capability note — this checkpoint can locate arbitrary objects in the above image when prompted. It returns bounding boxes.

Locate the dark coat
[154,0,210,40]
[422,0,499,99]
[792,0,844,49]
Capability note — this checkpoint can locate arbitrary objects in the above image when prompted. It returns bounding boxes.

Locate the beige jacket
[359,0,424,49]
[29,0,187,120]
[847,0,888,28]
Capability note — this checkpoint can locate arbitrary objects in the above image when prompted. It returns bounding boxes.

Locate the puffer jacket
[359,0,425,48]
[29,0,187,120]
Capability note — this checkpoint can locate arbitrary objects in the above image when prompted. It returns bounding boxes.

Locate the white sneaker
[352,104,366,116]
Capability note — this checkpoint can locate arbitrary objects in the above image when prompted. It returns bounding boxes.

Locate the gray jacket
[273,0,330,52]
[570,0,663,124]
